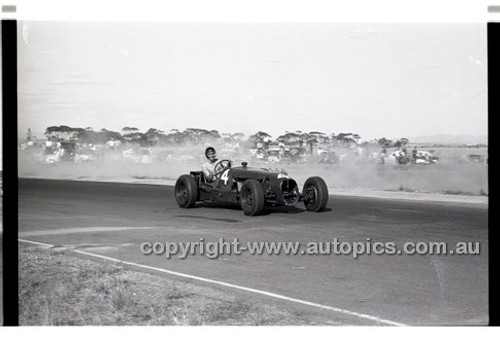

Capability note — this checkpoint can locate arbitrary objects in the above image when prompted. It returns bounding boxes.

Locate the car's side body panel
[190,165,299,206]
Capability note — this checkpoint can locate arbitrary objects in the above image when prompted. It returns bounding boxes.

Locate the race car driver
[202,147,219,182]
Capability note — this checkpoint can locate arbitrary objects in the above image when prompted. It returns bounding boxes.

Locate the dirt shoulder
[330,188,488,205]
[19,244,347,325]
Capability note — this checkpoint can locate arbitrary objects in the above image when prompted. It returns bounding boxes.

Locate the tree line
[42,125,409,149]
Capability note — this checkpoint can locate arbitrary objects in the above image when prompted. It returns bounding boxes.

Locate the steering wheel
[213,159,232,179]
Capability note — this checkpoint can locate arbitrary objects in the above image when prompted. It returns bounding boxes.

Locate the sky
[17,21,487,141]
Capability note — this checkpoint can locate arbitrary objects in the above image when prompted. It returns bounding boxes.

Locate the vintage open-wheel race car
[174,160,329,216]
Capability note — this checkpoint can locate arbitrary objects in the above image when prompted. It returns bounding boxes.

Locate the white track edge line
[19,238,54,248]
[19,238,406,326]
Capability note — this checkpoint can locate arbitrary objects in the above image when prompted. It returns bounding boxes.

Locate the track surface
[18,178,488,325]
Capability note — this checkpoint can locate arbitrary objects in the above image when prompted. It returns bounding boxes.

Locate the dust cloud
[18,144,488,196]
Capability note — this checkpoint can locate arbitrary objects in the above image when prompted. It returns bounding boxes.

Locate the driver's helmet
[205,147,216,158]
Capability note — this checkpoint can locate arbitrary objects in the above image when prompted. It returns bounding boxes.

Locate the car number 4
[221,169,230,184]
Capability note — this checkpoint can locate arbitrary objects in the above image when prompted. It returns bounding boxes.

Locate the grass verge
[19,245,340,325]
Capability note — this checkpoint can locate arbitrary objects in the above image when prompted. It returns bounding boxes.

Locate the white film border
[1,0,498,23]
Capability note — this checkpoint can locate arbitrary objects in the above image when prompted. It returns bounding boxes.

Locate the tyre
[302,176,329,212]
[240,179,265,216]
[175,174,198,208]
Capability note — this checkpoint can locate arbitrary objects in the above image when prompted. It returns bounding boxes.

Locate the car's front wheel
[240,179,265,216]
[175,174,198,208]
[302,176,329,212]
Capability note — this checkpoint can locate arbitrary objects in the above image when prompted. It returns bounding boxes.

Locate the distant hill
[409,134,488,145]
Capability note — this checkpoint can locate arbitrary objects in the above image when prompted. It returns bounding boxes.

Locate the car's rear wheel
[240,179,265,216]
[302,176,328,212]
[175,174,198,208]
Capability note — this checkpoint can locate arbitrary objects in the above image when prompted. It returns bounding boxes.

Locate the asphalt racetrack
[18,178,488,325]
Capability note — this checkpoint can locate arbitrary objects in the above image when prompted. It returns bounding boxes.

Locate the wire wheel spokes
[242,188,253,208]
[307,186,318,205]
[177,182,188,202]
